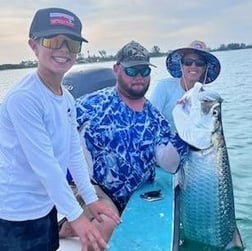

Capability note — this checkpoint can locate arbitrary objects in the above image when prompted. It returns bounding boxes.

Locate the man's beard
[117,74,150,99]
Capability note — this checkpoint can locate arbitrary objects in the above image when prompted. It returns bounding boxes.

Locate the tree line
[1,42,251,71]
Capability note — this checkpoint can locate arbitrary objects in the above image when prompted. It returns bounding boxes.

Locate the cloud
[0,0,251,64]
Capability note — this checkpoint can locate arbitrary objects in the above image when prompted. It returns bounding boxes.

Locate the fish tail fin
[225,226,244,250]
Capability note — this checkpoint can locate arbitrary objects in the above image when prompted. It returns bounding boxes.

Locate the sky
[1,0,251,65]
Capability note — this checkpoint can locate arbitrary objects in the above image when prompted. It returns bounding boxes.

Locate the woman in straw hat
[149,40,221,132]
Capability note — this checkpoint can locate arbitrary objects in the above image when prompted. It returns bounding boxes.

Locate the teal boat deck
[108,167,176,251]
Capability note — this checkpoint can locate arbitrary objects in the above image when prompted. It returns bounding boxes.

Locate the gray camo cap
[116,40,156,67]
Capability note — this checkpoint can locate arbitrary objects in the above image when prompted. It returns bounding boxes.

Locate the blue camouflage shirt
[76,87,187,211]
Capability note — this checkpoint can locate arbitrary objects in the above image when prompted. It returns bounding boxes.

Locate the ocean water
[0,49,251,250]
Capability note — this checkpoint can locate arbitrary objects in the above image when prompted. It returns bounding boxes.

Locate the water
[0,49,251,250]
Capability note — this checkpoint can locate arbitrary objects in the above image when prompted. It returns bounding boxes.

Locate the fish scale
[180,147,236,247]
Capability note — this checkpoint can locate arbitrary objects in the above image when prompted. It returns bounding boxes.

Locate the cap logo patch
[49,12,75,29]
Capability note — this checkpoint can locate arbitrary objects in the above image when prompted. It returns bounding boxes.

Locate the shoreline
[1,47,252,71]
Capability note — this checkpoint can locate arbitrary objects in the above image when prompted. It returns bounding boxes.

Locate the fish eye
[213,109,219,117]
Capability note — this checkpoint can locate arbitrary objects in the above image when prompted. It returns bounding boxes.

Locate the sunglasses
[122,66,151,77]
[40,35,82,53]
[181,57,206,67]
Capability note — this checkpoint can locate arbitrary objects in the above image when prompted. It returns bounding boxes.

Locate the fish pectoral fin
[225,227,244,250]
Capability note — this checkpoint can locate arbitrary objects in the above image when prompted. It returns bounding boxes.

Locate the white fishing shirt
[0,71,97,221]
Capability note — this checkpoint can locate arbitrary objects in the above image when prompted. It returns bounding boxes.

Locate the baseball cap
[29,7,88,42]
[116,41,156,67]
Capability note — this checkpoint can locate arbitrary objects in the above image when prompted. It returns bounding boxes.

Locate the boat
[59,67,180,251]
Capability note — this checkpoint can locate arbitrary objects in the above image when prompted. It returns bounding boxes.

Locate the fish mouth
[200,98,222,115]
[198,90,223,116]
[198,89,223,104]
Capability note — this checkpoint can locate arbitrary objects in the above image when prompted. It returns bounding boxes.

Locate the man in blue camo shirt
[59,40,188,243]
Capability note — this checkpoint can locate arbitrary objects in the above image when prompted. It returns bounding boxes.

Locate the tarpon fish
[173,83,244,250]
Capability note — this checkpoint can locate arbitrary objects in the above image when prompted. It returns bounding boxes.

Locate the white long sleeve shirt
[0,71,97,221]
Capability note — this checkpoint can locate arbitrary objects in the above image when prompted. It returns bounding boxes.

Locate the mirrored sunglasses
[122,66,151,77]
[181,57,206,67]
[40,35,82,53]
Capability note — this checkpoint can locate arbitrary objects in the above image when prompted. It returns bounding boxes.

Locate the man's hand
[87,200,121,224]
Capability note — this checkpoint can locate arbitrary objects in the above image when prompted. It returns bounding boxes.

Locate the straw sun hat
[166,40,221,84]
